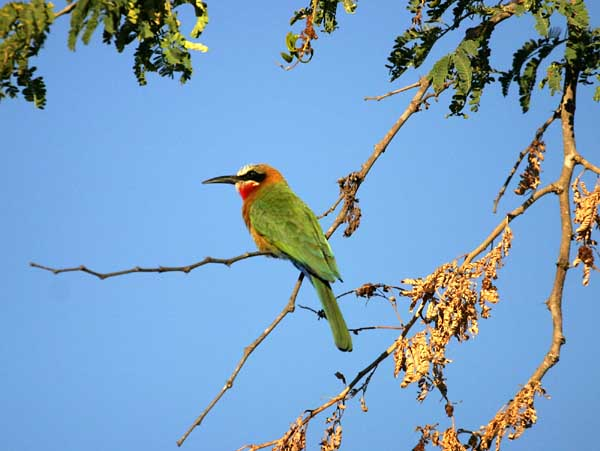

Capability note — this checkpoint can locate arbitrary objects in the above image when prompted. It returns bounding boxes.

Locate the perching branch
[30,251,268,279]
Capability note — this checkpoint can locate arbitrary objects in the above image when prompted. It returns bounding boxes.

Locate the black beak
[202,174,242,185]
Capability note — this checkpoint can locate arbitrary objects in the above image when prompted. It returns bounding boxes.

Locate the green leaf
[280,52,293,63]
[514,3,526,16]
[534,11,549,37]
[459,39,478,57]
[190,1,209,38]
[430,54,450,93]
[564,0,590,29]
[547,62,562,95]
[594,85,600,102]
[68,0,92,50]
[285,31,299,52]
[82,1,101,45]
[453,50,472,93]
[103,12,116,35]
[518,57,541,112]
[387,26,443,81]
[184,40,208,52]
[341,0,357,14]
[0,0,53,108]
[311,0,339,33]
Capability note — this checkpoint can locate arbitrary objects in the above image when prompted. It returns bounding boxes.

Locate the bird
[203,163,352,352]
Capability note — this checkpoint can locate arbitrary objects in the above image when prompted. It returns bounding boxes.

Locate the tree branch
[573,153,600,175]
[526,61,578,384]
[492,108,560,213]
[463,48,581,451]
[364,81,422,101]
[464,183,558,266]
[317,194,343,219]
[30,252,268,280]
[177,274,304,447]
[55,1,78,18]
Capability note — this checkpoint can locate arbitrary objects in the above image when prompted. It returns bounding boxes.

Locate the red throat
[237,181,260,200]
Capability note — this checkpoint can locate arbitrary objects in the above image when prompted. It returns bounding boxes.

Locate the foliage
[281,0,357,67]
[0,0,209,108]
[385,0,600,115]
[0,0,54,108]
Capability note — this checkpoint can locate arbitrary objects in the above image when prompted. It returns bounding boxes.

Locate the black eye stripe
[242,170,266,182]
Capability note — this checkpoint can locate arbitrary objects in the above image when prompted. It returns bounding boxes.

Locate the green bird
[203,163,352,352]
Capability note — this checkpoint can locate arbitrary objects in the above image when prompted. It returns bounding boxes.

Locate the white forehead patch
[237,164,258,176]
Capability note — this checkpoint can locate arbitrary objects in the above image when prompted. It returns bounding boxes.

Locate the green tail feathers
[310,275,352,352]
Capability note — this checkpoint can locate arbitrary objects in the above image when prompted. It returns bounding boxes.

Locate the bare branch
[55,1,78,18]
[177,274,304,447]
[30,252,268,280]
[526,62,578,384]
[493,109,560,213]
[326,77,434,239]
[364,81,422,101]
[348,325,404,334]
[574,153,600,175]
[317,194,343,219]
[464,183,557,266]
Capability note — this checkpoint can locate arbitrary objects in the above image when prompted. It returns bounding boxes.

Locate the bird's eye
[245,170,261,180]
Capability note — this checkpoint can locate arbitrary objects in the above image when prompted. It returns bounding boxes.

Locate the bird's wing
[250,184,341,282]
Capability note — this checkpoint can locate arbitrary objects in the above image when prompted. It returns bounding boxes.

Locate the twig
[464,183,557,266]
[324,76,434,240]
[30,252,268,280]
[55,1,77,18]
[573,153,600,175]
[317,194,343,219]
[364,81,422,101]
[298,304,324,317]
[492,108,560,213]
[335,283,403,299]
[176,274,304,447]
[348,325,404,334]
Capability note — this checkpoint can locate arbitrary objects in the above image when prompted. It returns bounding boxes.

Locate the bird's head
[202,163,285,200]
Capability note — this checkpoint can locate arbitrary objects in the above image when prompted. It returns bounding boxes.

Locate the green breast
[249,182,341,282]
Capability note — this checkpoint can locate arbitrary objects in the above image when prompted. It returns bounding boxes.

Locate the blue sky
[1,1,599,451]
